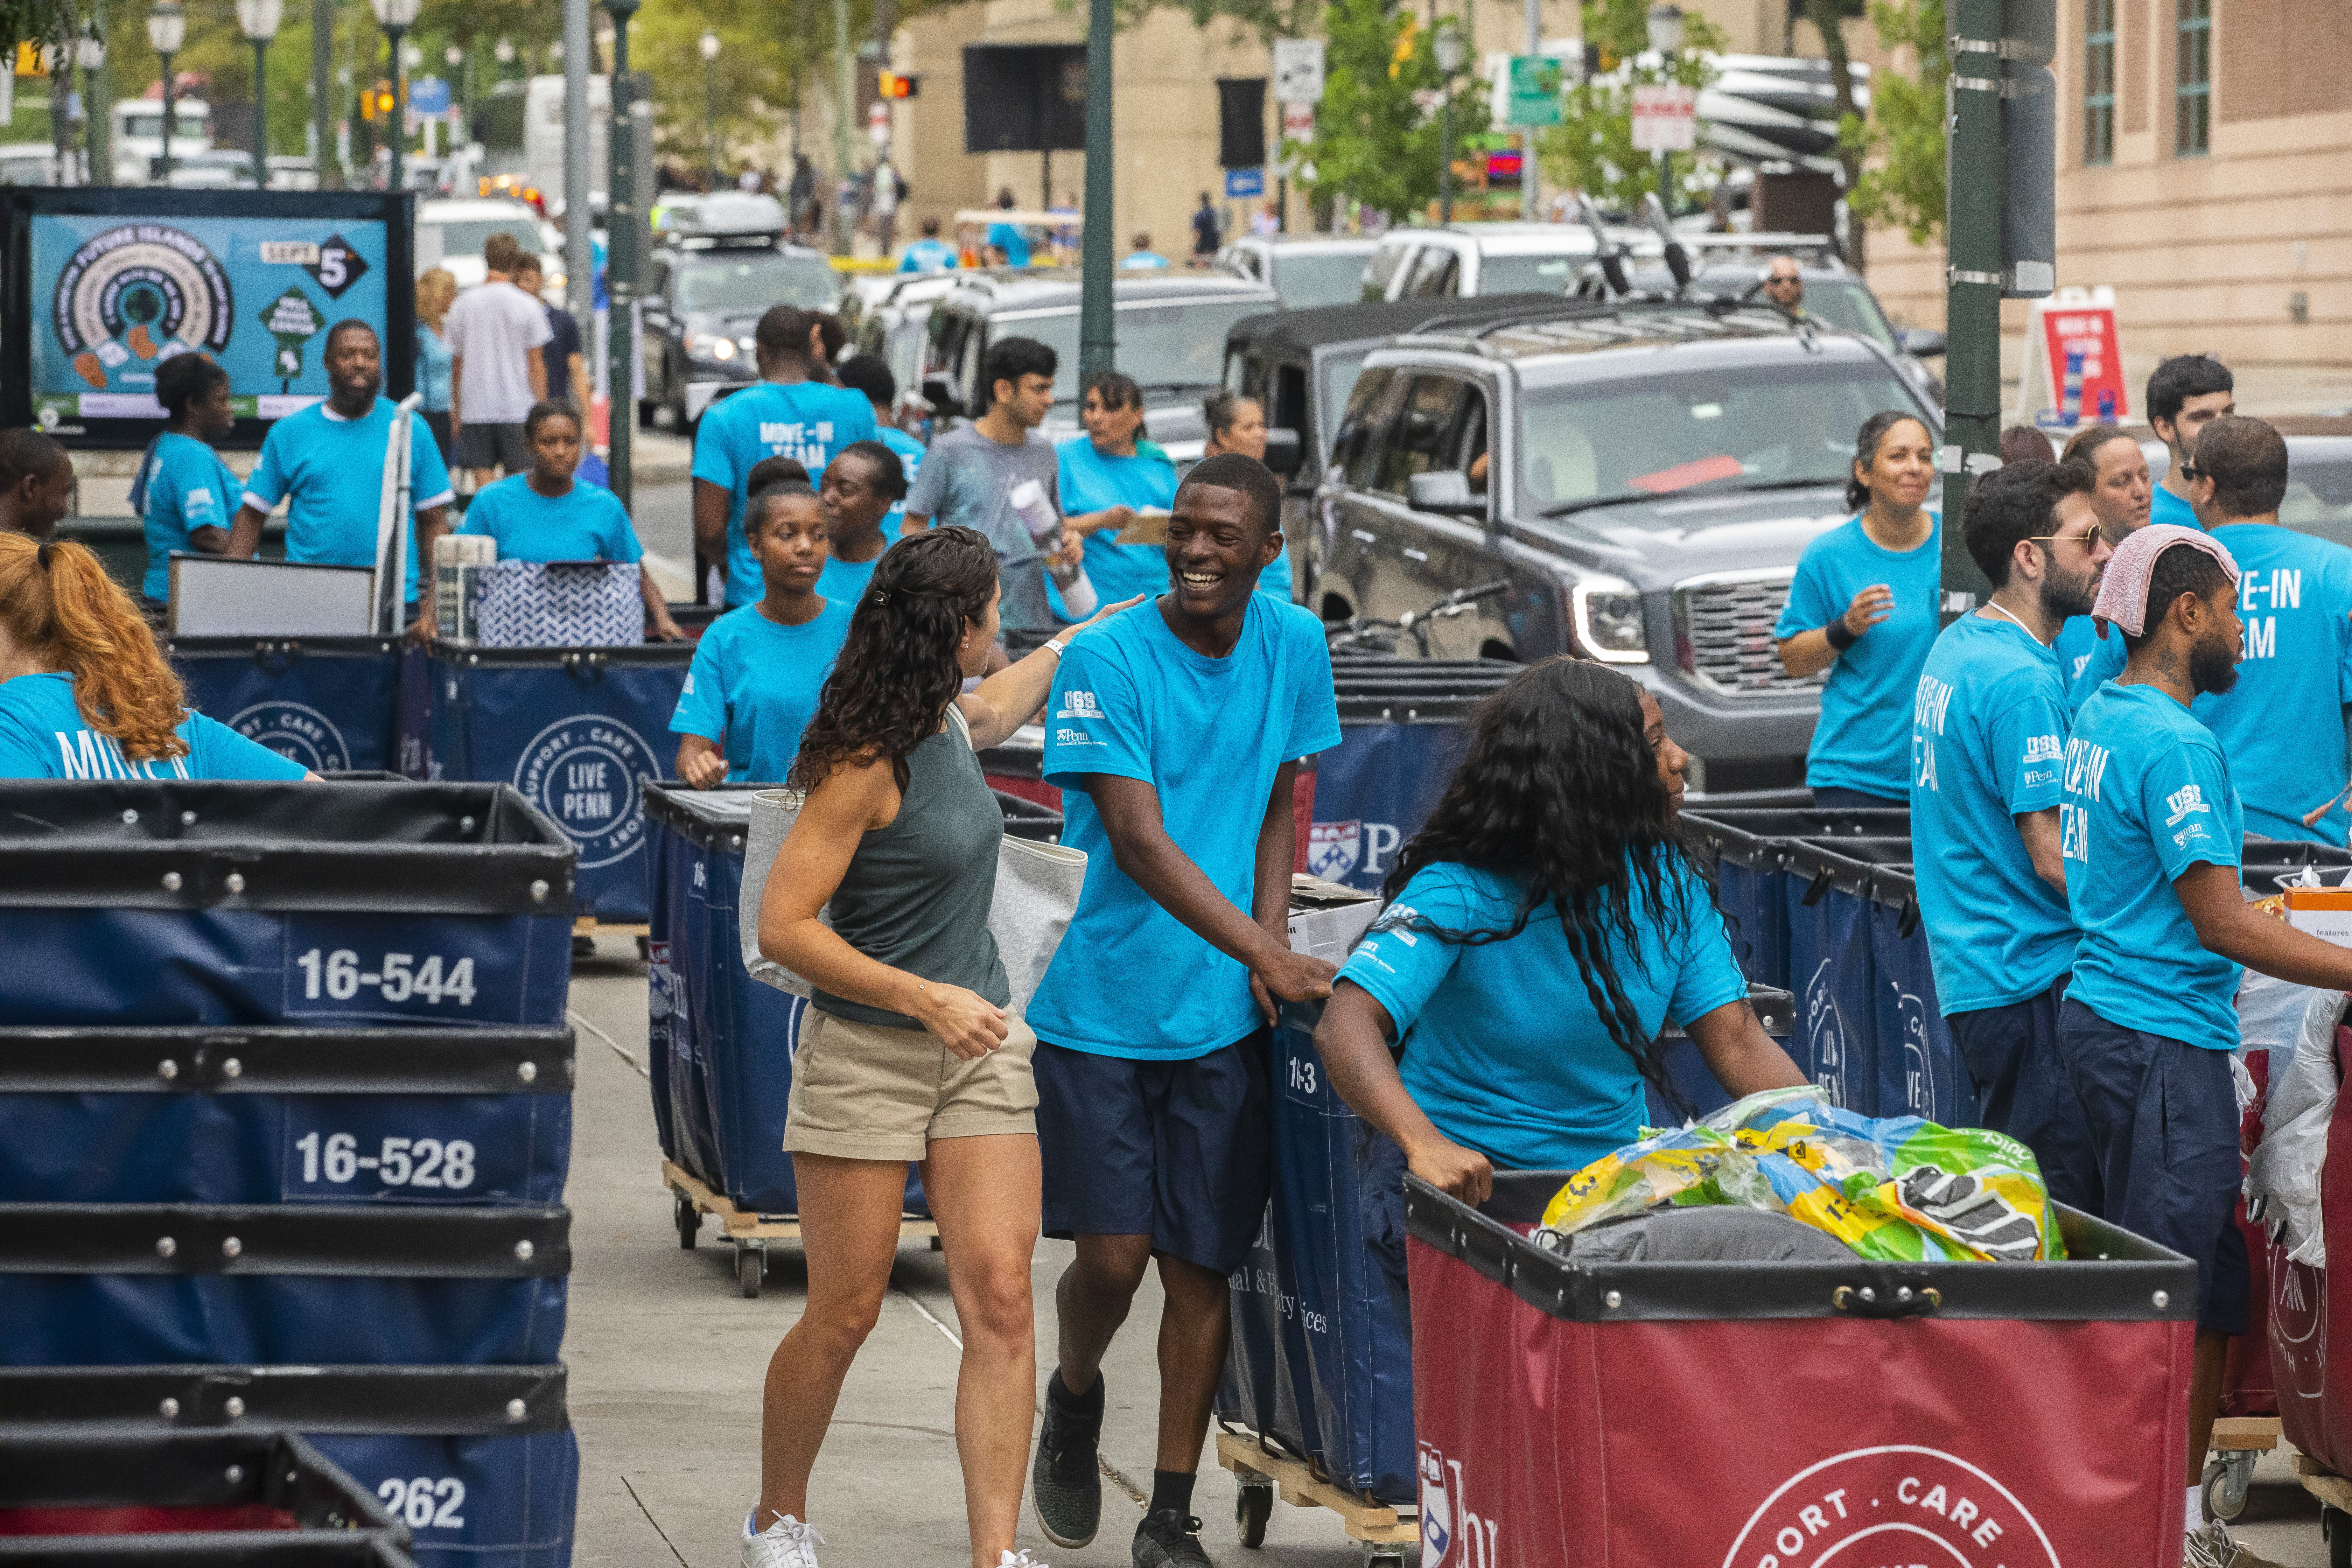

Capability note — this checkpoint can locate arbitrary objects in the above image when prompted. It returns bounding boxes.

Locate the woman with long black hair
[747,525,1136,1568]
[1313,657,1805,1200]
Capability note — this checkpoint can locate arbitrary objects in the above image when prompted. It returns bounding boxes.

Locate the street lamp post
[77,30,106,186]
[237,0,284,190]
[370,0,421,194]
[1434,20,1465,225]
[699,30,719,190]
[1645,2,1684,214]
[147,2,186,184]
[604,0,642,514]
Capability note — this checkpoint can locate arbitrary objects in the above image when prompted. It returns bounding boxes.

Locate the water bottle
[1008,478,1097,618]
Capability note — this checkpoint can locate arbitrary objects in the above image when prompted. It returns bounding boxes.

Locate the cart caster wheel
[1234,1474,1271,1548]
[1360,1545,1408,1567]
[637,934,651,960]
[2326,1504,2352,1568]
[572,934,595,959]
[2202,1454,2253,1522]
[738,1247,764,1298]
[674,1193,698,1250]
[929,1235,943,1252]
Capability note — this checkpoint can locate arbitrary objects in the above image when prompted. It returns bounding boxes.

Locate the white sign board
[1630,83,1698,151]
[1281,101,1316,144]
[1273,38,1326,104]
[169,557,378,638]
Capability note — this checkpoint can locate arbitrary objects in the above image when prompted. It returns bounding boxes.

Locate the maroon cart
[1404,1172,2198,1567]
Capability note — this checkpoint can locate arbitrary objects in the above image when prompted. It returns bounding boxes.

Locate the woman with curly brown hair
[744,525,1136,1568]
[0,533,312,779]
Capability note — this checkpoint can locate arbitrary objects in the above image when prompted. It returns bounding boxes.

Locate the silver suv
[1311,300,1941,793]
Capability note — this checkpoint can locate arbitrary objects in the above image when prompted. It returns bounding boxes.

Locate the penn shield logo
[1420,1442,1502,1568]
[1307,819,1404,884]
[230,700,352,773]
[514,715,659,870]
[1721,1446,2060,1568]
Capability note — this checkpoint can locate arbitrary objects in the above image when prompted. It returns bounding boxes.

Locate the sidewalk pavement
[562,946,1364,1568]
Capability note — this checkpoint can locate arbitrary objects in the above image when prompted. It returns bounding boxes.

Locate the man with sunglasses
[2184,415,2352,843]
[1759,255,1805,317]
[1909,459,2110,1208]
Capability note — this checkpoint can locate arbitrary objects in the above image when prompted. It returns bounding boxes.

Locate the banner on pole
[1503,55,1563,127]
[1273,38,1326,104]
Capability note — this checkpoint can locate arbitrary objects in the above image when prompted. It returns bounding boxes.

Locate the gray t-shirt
[905,422,1060,635]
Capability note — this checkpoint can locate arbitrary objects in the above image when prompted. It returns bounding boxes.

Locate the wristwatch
[1041,638,1068,659]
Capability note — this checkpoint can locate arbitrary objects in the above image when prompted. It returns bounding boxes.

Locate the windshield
[1007,299,1276,402]
[1477,251,1589,295]
[2283,459,2352,551]
[676,251,840,311]
[1272,253,1372,309]
[1518,359,1926,510]
[121,111,209,139]
[1799,278,1900,351]
[424,217,546,261]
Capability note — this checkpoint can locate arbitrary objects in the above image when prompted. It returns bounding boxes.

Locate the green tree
[1534,0,1720,214]
[1284,0,1486,226]
[1840,0,1946,245]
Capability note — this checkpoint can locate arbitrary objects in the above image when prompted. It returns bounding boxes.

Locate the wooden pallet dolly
[665,1160,939,1298]
[1214,1430,1417,1566]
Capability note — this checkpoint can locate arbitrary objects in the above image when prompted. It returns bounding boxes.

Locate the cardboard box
[1289,872,1379,961]
[433,534,495,643]
[2286,887,2352,948]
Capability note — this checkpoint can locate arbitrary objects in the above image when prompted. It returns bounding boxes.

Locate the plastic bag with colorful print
[1535,1088,2060,1263]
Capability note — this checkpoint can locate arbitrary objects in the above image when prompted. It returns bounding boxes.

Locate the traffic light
[877,70,919,98]
[358,79,397,121]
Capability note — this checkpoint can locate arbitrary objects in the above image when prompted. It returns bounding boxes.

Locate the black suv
[641,193,842,428]
[1311,300,1941,794]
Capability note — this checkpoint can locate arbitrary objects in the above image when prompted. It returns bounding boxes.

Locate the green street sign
[260,286,324,381]
[1505,55,1564,128]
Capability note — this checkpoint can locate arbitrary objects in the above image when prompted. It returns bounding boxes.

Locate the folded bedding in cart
[1536,1087,2058,1264]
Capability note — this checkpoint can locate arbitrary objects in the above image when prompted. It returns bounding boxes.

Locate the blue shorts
[1033,1031,1272,1275]
[1947,974,2102,1214]
[2058,999,2249,1336]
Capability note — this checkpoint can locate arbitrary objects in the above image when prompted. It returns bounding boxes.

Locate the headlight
[1570,576,1649,664]
[686,332,735,362]
[737,335,757,354]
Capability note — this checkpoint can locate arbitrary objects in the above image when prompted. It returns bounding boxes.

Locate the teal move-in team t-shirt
[1775,513,1942,799]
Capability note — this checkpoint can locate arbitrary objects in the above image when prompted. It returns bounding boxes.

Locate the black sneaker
[1030,1376,1102,1549]
[1132,1508,1214,1568]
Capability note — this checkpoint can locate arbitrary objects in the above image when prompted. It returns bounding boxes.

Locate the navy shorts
[2058,999,2248,1336]
[1033,1031,1272,1275]
[1947,974,2102,1214]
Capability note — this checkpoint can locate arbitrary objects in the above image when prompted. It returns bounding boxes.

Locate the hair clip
[869,589,889,604]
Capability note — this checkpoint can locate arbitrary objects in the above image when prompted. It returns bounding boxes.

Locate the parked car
[265,154,320,191]
[0,142,60,185]
[1576,233,1946,399]
[416,197,564,293]
[920,270,1279,458]
[1360,222,1642,303]
[642,195,841,428]
[1312,298,1941,793]
[844,269,966,420]
[1217,235,1381,310]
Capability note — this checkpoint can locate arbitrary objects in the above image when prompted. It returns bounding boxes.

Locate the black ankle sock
[1047,1368,1103,1420]
[1148,1469,1195,1520]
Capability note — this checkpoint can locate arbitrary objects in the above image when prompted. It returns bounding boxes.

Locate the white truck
[110,97,212,185]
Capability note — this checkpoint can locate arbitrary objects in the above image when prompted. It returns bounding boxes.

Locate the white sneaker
[997,1553,1051,1568]
[2184,1520,2282,1568]
[741,1510,825,1568]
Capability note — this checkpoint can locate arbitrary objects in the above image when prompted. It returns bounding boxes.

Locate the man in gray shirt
[904,336,1069,642]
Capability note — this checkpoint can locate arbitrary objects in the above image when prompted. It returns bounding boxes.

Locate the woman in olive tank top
[749,525,1138,1568]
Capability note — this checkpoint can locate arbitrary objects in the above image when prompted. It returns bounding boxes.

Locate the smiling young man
[2061,524,2352,1568]
[1910,459,2109,1211]
[1025,453,1341,1568]
[2182,415,2352,844]
[227,321,453,624]
[2146,355,2234,529]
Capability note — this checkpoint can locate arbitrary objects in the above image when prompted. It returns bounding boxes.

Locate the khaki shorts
[784,1008,1039,1161]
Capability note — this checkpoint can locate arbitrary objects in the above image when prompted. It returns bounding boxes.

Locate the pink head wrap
[2091,523,2240,639]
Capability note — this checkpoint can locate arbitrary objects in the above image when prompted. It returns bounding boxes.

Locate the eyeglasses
[2179,463,2206,481]
[2025,528,2105,549]
[1765,274,1801,286]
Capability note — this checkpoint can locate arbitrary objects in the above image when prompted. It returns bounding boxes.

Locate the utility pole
[832,0,853,254]
[313,0,335,186]
[562,0,591,329]
[1079,0,1114,379]
[604,0,640,515]
[1939,0,2055,620]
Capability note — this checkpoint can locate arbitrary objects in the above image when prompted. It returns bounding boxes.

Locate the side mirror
[1263,427,1304,481]
[920,374,964,420]
[1897,327,1948,359]
[1407,469,1481,515]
